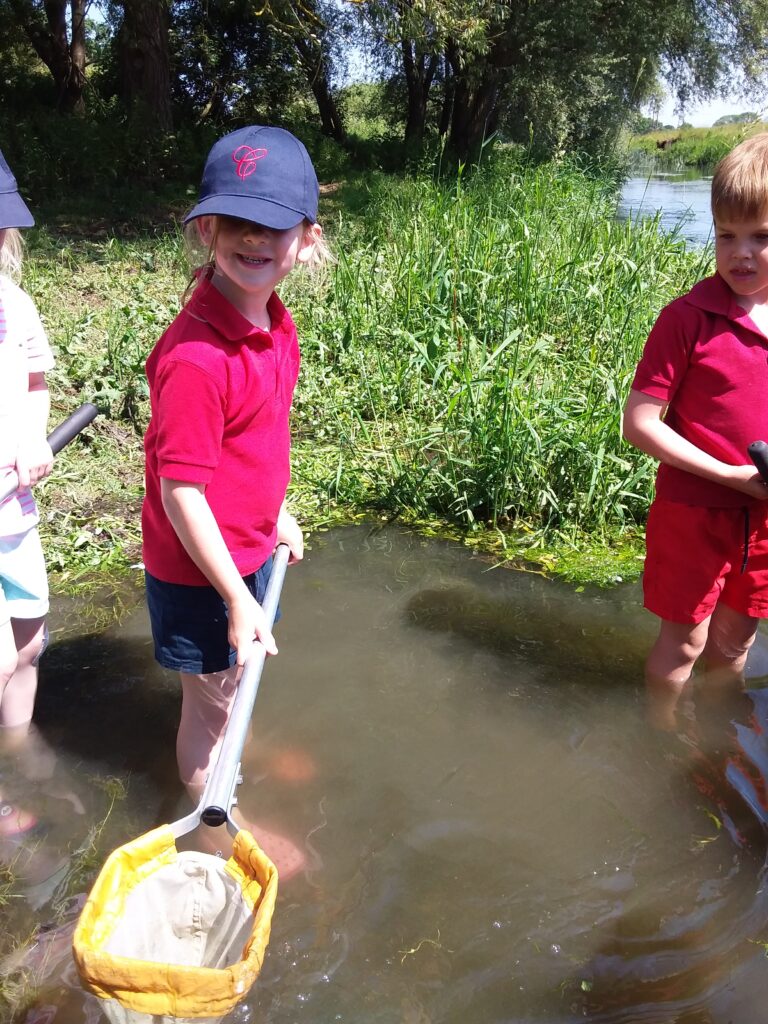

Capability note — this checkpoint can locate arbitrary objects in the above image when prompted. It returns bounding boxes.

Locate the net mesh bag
[73,823,277,1022]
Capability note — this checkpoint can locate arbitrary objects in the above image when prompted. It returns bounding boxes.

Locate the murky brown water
[5,526,768,1023]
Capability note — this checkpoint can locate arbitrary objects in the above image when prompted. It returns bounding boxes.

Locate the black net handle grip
[0,402,99,504]
[748,440,768,483]
[47,402,99,455]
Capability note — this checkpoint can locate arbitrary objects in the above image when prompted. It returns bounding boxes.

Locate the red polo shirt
[632,273,768,506]
[142,272,300,585]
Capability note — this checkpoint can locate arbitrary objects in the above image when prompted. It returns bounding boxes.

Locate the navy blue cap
[0,149,33,229]
[185,126,319,229]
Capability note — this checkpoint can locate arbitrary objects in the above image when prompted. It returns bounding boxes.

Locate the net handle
[749,440,768,483]
[0,402,99,503]
[171,542,291,838]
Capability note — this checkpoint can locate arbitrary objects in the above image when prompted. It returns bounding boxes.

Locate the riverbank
[629,119,768,169]
[29,153,709,592]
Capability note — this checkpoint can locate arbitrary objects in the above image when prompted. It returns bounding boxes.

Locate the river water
[617,168,714,247]
[5,526,768,1023]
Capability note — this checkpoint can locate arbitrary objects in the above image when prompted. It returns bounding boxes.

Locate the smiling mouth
[239,254,269,266]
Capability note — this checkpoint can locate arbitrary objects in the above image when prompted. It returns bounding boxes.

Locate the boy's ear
[296,222,323,264]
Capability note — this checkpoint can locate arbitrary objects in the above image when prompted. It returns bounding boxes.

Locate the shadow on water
[6,527,768,1023]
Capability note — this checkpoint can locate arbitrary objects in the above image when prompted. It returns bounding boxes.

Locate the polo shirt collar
[685,272,765,335]
[186,267,291,342]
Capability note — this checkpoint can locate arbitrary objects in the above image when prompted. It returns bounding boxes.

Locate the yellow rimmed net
[73,824,277,1022]
[73,545,290,1022]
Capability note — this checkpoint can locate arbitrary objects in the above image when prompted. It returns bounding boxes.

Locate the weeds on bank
[629,120,768,169]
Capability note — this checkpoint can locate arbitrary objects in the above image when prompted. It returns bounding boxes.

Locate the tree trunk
[292,33,346,142]
[402,41,437,151]
[118,0,173,131]
[10,0,86,111]
[447,70,500,162]
[309,69,346,141]
[65,0,87,112]
[438,47,454,139]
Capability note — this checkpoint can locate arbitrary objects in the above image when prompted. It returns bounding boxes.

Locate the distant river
[618,169,714,247]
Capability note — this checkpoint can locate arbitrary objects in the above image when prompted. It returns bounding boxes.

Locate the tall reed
[286,153,709,542]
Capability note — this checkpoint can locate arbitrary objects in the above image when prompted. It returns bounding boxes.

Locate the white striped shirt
[0,275,55,534]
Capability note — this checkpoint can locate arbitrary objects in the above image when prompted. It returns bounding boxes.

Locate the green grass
[628,120,768,169]
[23,152,709,589]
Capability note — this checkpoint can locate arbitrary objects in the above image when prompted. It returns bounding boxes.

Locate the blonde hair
[181,214,333,305]
[711,133,768,222]
[0,228,24,281]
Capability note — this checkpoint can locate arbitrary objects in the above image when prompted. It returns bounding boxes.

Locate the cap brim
[0,191,34,229]
[183,195,306,230]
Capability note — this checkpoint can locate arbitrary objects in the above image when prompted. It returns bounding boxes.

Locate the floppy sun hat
[185,125,319,230]
[0,149,34,229]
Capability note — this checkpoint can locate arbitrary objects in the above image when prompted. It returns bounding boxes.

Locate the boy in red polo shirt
[624,133,768,730]
[142,126,326,875]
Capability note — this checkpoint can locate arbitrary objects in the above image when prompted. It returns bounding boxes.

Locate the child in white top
[0,149,55,838]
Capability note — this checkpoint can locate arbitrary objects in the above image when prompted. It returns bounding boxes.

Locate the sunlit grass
[629,120,768,169]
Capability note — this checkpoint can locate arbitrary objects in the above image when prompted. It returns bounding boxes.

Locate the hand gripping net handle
[0,402,99,503]
[172,543,291,837]
[749,440,768,483]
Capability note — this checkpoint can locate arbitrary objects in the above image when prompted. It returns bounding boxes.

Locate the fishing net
[73,824,276,1022]
[73,545,288,1022]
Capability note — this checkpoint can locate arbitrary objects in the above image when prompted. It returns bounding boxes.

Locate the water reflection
[618,172,715,248]
[5,528,768,1023]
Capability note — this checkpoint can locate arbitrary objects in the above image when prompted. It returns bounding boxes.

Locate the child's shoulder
[0,273,42,319]
[655,274,728,327]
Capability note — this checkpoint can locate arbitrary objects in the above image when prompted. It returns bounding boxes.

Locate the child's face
[198,216,318,307]
[715,213,768,304]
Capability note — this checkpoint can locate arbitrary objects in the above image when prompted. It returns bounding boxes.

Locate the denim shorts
[145,557,276,674]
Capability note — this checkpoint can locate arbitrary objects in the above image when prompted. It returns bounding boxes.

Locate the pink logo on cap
[233,146,267,180]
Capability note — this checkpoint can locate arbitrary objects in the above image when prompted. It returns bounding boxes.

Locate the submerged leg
[645,616,710,731]
[0,617,45,836]
[701,602,758,683]
[177,668,239,801]
[176,668,305,879]
[0,616,46,729]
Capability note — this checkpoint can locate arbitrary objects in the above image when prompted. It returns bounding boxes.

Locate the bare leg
[177,668,239,801]
[0,617,46,729]
[0,618,42,835]
[645,617,710,731]
[176,669,305,879]
[701,603,758,685]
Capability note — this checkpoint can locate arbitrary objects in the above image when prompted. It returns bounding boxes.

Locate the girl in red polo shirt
[624,133,768,731]
[142,126,326,876]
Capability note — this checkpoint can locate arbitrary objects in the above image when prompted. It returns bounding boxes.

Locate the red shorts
[643,498,768,624]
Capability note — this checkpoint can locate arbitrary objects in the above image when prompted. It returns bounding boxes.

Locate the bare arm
[623,389,768,501]
[15,372,53,487]
[160,478,277,665]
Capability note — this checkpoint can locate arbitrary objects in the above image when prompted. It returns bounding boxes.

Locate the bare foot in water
[184,819,306,881]
[0,800,38,838]
[266,745,317,784]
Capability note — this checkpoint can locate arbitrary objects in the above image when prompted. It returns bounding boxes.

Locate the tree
[350,0,768,162]
[2,0,87,111]
[117,0,173,129]
[170,0,305,122]
[257,0,347,141]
